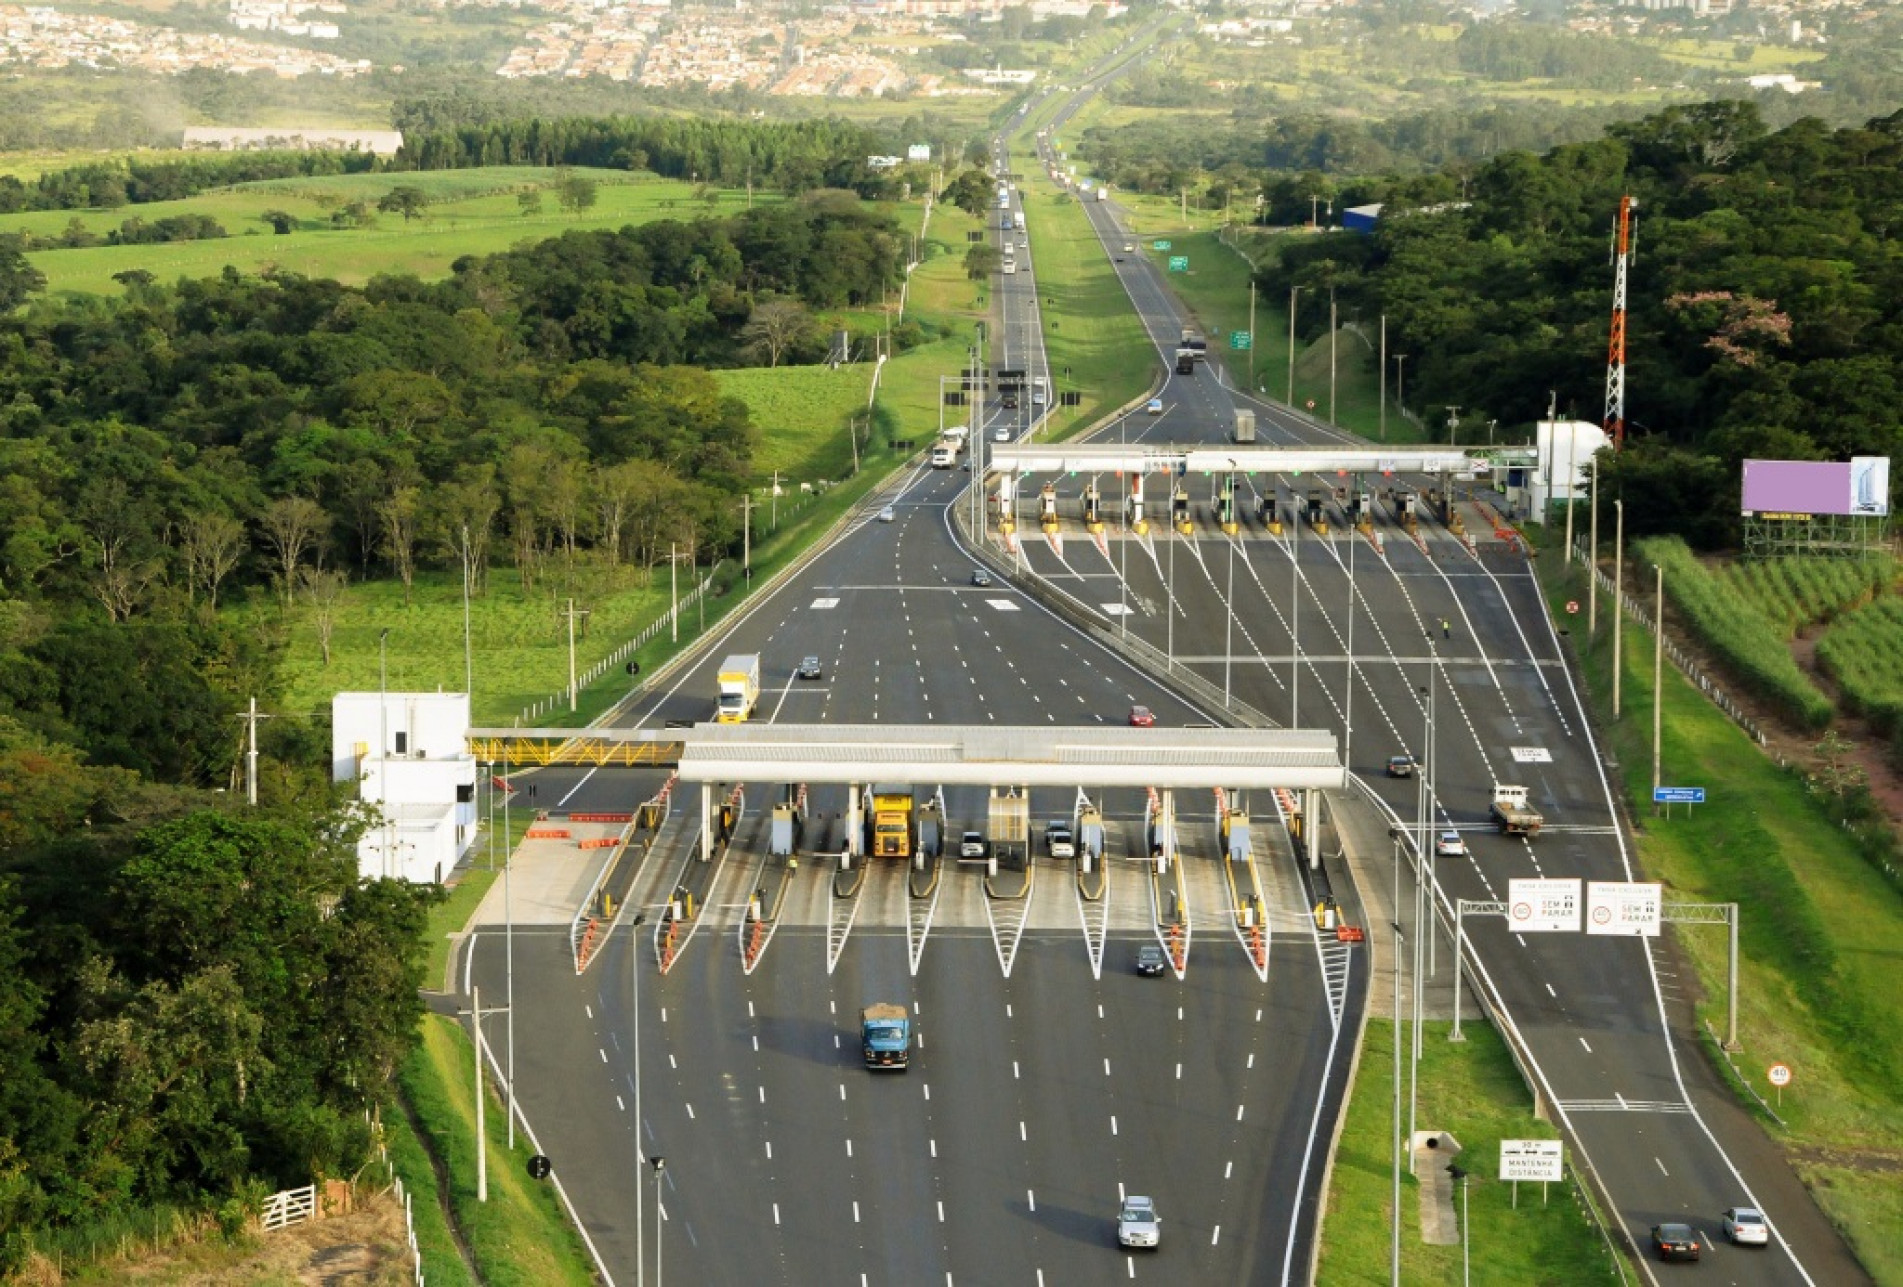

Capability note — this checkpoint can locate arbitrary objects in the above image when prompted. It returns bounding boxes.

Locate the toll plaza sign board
[1507,878,1580,932]
[1500,1139,1563,1182]
[1586,881,1662,937]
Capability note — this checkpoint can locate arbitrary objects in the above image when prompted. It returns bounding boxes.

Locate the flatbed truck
[1490,784,1544,836]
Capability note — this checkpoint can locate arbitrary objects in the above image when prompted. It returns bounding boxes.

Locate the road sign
[1230,331,1252,350]
[1586,881,1662,937]
[1499,1139,1562,1182]
[1565,599,1580,614]
[1768,1062,1791,1087]
[1168,256,1189,272]
[1652,786,1706,804]
[1506,878,1581,933]
[1153,239,1172,250]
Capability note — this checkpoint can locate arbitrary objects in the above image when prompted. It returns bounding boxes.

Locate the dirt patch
[1787,1143,1903,1176]
[38,1191,412,1286]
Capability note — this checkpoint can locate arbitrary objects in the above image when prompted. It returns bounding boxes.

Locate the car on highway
[994,425,1011,442]
[1002,393,1019,408]
[971,567,993,587]
[1117,1196,1161,1249]
[797,656,823,681]
[878,506,896,522]
[1723,1207,1768,1246]
[1115,255,1126,262]
[1135,943,1167,976]
[1122,242,1134,251]
[1651,1223,1702,1262]
[959,831,989,860]
[1145,398,1163,415]
[1436,830,1467,858]
[1018,238,1028,249]
[1386,754,1417,778]
[1128,704,1156,727]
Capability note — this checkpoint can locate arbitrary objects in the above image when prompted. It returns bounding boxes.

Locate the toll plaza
[982,443,1539,546]
[464,723,1349,978]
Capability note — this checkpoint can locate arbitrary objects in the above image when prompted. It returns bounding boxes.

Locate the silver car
[1723,1207,1769,1246]
[1117,1195,1160,1249]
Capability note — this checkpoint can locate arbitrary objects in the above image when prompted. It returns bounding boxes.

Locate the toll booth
[917,799,943,859]
[1172,487,1191,535]
[1083,482,1103,531]
[987,787,1030,865]
[1146,790,1176,872]
[1221,808,1250,862]
[1218,480,1238,535]
[997,473,1016,535]
[1305,489,1326,524]
[1077,804,1105,874]
[769,802,802,857]
[1128,474,1148,535]
[1039,482,1059,532]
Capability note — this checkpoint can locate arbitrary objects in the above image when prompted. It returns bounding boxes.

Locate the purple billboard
[1741,458,1890,518]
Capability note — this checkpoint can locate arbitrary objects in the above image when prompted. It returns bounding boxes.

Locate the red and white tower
[1603,194,1636,450]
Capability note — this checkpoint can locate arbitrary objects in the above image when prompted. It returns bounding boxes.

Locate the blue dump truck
[862,1004,910,1071]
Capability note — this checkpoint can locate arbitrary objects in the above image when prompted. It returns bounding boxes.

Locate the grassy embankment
[6,168,772,295]
[1542,550,1903,1281]
[1317,1023,1618,1286]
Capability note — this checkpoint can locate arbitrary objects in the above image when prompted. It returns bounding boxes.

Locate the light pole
[1613,498,1625,718]
[1223,534,1235,706]
[1378,315,1388,441]
[651,1156,667,1287]
[1390,917,1405,1287]
[1287,286,1300,405]
[1449,1164,1471,1287]
[632,912,648,1286]
[379,628,391,879]
[1393,354,1408,430]
[1290,516,1300,727]
[1588,453,1600,636]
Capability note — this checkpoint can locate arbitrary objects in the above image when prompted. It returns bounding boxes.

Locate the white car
[1435,829,1466,858]
[878,506,896,523]
[1723,1207,1769,1246]
[1145,398,1163,415]
[1117,1196,1160,1249]
[993,425,1010,442]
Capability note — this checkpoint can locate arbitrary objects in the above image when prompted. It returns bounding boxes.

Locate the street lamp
[1390,919,1405,1287]
[379,628,391,879]
[1448,1163,1471,1287]
[651,1156,667,1287]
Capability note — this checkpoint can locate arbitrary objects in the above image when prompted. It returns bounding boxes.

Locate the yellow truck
[869,784,915,858]
[716,654,761,723]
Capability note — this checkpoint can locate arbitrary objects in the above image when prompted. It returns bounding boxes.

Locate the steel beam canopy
[987,444,1534,476]
[673,724,1343,790]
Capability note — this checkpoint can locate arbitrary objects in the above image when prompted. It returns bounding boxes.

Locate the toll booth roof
[673,724,1343,790]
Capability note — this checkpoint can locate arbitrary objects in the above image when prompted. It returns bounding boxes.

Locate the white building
[1500,420,1608,521]
[332,691,478,884]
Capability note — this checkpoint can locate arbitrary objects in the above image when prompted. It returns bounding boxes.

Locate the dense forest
[0,184,904,1266]
[1259,101,1903,547]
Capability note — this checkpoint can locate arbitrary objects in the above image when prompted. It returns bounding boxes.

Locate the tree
[378,487,421,606]
[376,186,431,223]
[516,190,543,217]
[260,497,329,609]
[78,478,160,623]
[740,297,818,367]
[0,234,46,311]
[557,174,599,217]
[964,243,1002,280]
[259,210,298,235]
[426,464,499,595]
[179,511,247,609]
[299,567,348,666]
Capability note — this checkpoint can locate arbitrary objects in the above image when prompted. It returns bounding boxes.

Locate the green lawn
[715,363,876,483]
[263,563,670,727]
[1318,1021,1618,1286]
[12,169,769,295]
[1546,557,1903,1283]
[872,201,987,443]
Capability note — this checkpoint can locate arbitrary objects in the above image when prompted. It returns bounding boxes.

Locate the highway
[1000,80,1870,1287]
[458,36,1361,1285]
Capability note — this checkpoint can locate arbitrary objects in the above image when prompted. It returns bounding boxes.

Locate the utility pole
[1328,292,1338,424]
[1445,405,1461,446]
[1287,286,1300,406]
[238,697,269,805]
[1563,421,1578,564]
[461,523,474,698]
[741,492,752,583]
[472,984,488,1203]
[1379,315,1387,441]
[770,470,781,531]
[1249,280,1258,393]
[1589,454,1600,635]
[1394,354,1408,428]
[564,598,590,712]
[1613,499,1625,718]
[1654,565,1664,797]
[669,543,679,644]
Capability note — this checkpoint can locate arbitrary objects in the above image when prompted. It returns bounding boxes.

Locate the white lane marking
[846,1139,853,1158]
[1225,1161,1233,1179]
[1104,1058,1112,1076]
[773,1203,781,1226]
[1579,1037,1593,1054]
[1212,1225,1222,1246]
[1020,1121,1028,1142]
[931,1139,938,1158]
[1546,983,1558,998]
[599,1049,607,1063]
[1655,1157,1670,1177]
[1111,1115,1118,1136]
[685,1103,695,1119]
[853,1200,861,1223]
[758,1087,765,1104]
[1028,1189,1036,1212]
[839,1084,846,1101]
[585,1005,593,1020]
[1247,1053,1255,1069]
[617,1096,625,1111]
[938,1201,946,1222]
[765,1141,772,1160]
[1236,1104,1246,1122]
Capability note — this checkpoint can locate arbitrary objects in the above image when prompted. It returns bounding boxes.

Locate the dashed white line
[1579,1037,1593,1054]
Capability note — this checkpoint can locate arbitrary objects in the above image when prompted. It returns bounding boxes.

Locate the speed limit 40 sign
[1768,1063,1792,1087]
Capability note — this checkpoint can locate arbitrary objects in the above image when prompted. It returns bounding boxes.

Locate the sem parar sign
[1585,881,1662,937]
[1507,878,1580,932]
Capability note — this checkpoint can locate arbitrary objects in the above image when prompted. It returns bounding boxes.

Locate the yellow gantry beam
[465,736,683,768]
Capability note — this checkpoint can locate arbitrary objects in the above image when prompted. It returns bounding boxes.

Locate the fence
[367,1107,427,1286]
[1575,542,1768,746]
[514,568,717,726]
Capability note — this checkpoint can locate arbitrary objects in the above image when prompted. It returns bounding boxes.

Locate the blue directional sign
[1168,256,1189,272]
[1152,239,1172,251]
[1653,787,1705,804]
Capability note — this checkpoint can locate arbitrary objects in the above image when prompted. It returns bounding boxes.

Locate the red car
[1128,705,1155,727]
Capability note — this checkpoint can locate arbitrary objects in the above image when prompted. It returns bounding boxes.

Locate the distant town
[0,0,1863,88]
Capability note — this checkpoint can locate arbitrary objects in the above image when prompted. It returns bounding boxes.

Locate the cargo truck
[1489,784,1544,836]
[931,443,957,468]
[862,1004,910,1070]
[869,784,916,858]
[715,654,761,723]
[1014,211,1026,230]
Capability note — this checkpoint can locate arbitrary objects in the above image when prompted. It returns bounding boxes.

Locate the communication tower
[1603,195,1636,451]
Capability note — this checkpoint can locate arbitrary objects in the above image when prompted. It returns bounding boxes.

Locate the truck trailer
[862,1004,910,1070]
[1233,409,1257,443]
[715,654,761,723]
[1489,784,1544,836]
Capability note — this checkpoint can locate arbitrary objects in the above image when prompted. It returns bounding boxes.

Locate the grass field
[1317,1021,1617,1285]
[264,563,671,727]
[715,362,876,483]
[11,168,769,294]
[872,201,988,442]
[1011,145,1154,436]
[1546,555,1903,1283]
